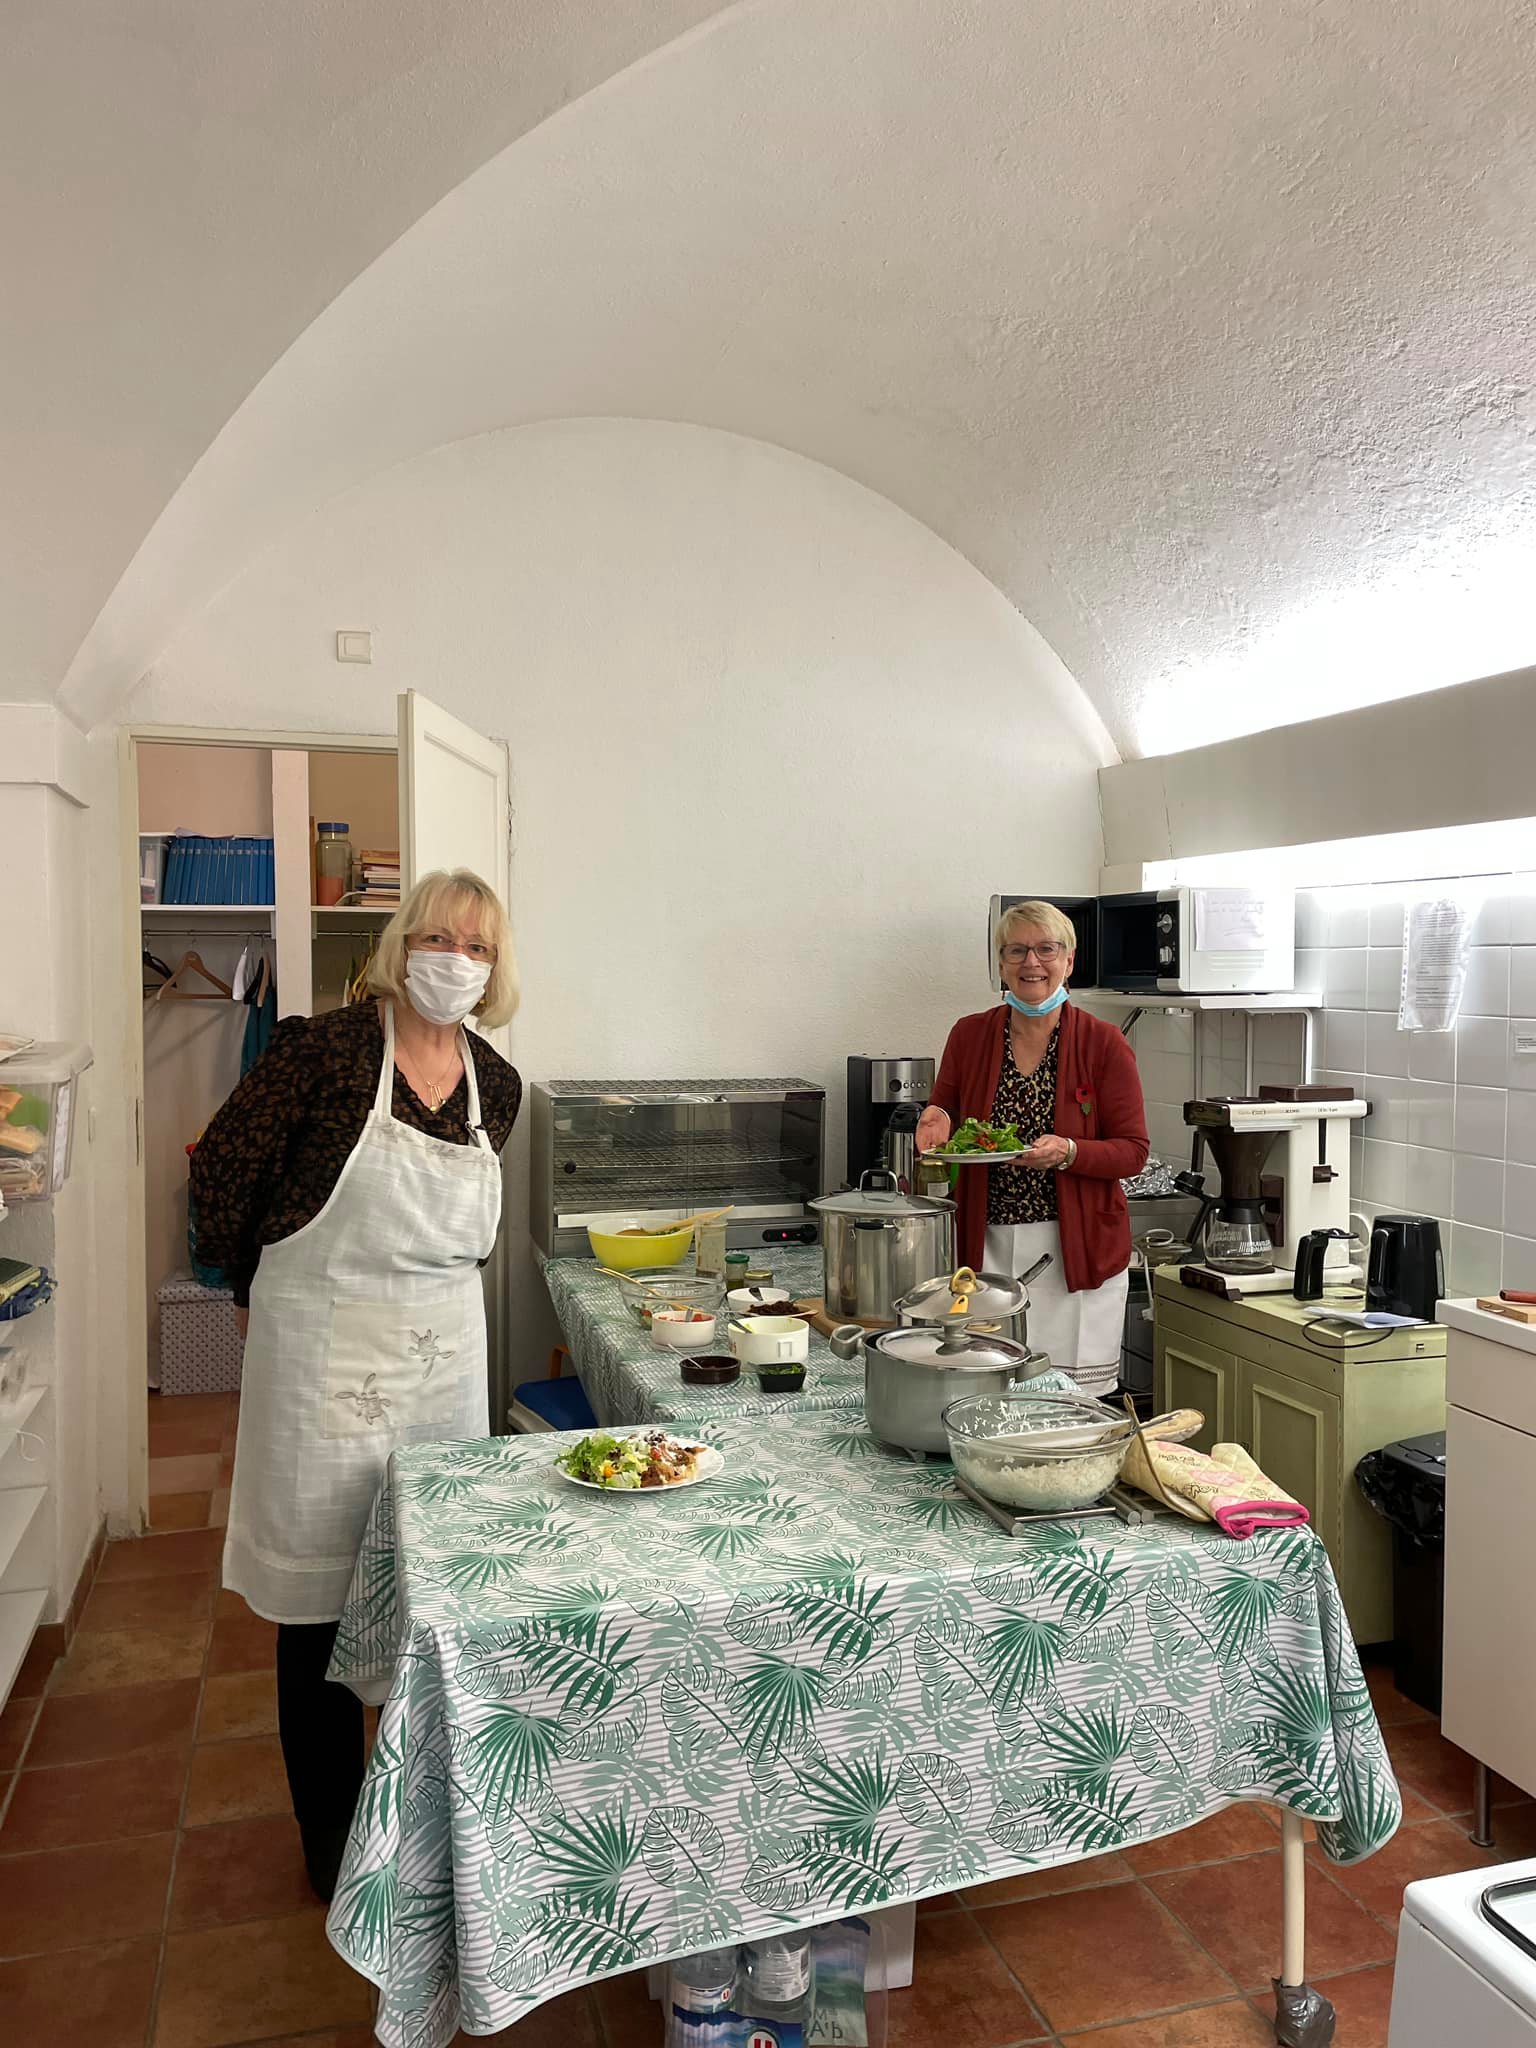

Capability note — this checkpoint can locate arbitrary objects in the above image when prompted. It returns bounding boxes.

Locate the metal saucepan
[811,1168,956,1325]
[893,1254,1052,1348]
[829,1319,1052,1456]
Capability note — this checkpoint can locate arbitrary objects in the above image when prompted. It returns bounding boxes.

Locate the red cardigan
[929,1002,1150,1291]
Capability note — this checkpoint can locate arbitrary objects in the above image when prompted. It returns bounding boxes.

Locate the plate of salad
[555,1428,723,1492]
[922,1117,1035,1163]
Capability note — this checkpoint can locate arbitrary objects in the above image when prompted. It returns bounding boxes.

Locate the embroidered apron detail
[224,1003,502,1624]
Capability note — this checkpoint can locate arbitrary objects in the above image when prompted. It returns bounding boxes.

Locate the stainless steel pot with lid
[811,1168,956,1325]
[893,1255,1052,1345]
[829,1319,1052,1456]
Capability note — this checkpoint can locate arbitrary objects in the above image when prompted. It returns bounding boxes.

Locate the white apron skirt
[984,1220,1129,1400]
[224,1003,502,1624]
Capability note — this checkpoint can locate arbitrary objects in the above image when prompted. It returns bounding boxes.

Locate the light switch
[336,631,372,664]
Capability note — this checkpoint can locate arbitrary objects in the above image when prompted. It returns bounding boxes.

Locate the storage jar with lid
[810,1168,956,1324]
[315,822,353,906]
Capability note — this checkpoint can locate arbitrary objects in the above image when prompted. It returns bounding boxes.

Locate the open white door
[398,690,509,903]
[397,689,514,1426]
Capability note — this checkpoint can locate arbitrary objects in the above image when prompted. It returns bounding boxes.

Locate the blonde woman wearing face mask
[190,868,519,1900]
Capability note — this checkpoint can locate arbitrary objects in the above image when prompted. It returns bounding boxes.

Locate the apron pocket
[322,1293,471,1440]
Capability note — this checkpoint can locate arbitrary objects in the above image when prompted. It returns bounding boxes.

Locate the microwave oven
[988,888,1294,994]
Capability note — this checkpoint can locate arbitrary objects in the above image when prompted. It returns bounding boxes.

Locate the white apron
[224,1003,502,1624]
[984,1220,1129,1401]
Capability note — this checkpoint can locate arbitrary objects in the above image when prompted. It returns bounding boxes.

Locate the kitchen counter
[1439,1296,1536,1357]
[328,1405,1401,2048]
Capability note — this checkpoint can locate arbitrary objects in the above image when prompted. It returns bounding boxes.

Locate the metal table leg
[1471,1760,1496,1849]
[1272,1808,1336,2045]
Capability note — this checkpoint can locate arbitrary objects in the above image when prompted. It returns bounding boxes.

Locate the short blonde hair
[995,898,1077,959]
[369,868,520,1028]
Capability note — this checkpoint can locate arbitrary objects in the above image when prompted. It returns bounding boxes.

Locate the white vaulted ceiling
[7,0,1535,754]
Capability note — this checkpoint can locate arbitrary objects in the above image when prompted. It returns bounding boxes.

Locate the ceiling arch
[19,0,1536,754]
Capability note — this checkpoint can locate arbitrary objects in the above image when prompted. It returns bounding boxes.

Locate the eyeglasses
[410,929,497,963]
[1001,942,1065,964]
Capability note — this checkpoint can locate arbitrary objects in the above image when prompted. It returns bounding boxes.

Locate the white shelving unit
[1077,990,1325,1091]
[0,1588,47,1703]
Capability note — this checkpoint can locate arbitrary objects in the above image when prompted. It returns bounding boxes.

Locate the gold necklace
[398,1039,460,1110]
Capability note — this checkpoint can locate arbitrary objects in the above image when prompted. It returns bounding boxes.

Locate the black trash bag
[1272,1978,1336,2046]
[1355,1431,1446,1546]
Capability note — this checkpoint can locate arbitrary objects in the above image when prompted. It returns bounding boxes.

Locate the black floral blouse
[189,1000,521,1307]
[986,1027,1060,1226]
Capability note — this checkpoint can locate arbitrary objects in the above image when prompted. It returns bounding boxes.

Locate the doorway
[121,698,511,1533]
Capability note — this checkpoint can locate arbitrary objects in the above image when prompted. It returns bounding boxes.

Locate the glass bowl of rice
[942,1392,1136,1513]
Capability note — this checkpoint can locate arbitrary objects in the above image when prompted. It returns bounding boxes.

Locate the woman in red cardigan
[916,900,1149,1396]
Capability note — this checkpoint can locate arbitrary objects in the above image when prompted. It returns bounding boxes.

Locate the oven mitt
[1120,1434,1310,1539]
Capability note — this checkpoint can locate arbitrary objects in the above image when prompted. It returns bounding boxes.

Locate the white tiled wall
[1120,872,1536,1296]
[1306,878,1536,1296]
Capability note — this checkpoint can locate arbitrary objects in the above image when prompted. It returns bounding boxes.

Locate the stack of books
[357,849,401,908]
[161,834,275,904]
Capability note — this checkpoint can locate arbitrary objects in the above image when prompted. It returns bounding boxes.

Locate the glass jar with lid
[315,822,353,906]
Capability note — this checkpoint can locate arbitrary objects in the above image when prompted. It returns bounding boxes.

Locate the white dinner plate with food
[920,1148,1032,1166]
[554,1427,724,1493]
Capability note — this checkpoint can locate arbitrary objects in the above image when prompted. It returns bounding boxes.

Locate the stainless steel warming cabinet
[530,1078,826,1257]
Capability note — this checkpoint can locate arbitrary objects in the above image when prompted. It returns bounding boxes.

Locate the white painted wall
[126,420,1112,1383]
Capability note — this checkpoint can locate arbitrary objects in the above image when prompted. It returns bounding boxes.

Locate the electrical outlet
[335,631,372,663]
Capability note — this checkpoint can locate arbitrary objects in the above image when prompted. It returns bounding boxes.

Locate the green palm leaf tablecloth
[543,1249,919,1427]
[327,1410,1400,2048]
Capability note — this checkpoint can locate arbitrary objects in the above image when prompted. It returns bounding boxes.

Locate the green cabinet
[1152,1272,1446,1643]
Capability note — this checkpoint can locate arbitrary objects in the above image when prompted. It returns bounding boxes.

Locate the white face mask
[405,951,492,1027]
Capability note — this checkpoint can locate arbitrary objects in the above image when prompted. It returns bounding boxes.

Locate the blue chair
[510,1347,598,1433]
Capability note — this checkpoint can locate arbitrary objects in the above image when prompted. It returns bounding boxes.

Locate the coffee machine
[846,1057,934,1191]
[1179,1089,1370,1298]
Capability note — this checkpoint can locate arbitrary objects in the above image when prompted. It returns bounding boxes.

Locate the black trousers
[275,1619,366,1834]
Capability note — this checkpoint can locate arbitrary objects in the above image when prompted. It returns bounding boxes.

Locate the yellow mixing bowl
[587,1219,694,1270]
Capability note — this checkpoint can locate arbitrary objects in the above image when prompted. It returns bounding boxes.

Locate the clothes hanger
[250,950,272,1005]
[156,950,235,1002]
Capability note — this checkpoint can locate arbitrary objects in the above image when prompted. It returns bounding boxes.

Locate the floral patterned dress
[986,1026,1060,1225]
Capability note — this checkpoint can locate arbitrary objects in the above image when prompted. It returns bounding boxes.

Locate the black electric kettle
[1366,1215,1444,1321]
[1292,1228,1352,1301]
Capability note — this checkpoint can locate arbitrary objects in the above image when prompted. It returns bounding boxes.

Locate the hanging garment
[241,984,277,1076]
[983,1219,1129,1400]
[224,1002,502,1623]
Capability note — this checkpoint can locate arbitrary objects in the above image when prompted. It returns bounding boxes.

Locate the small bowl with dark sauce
[679,1354,741,1386]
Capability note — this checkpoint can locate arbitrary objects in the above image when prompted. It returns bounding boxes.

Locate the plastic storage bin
[0,1042,92,1203]
[1357,1430,1446,1712]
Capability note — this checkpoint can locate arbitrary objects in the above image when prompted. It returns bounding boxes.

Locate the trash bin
[1355,1431,1446,1714]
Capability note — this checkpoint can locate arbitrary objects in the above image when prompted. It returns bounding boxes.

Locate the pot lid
[810,1167,953,1220]
[896,1265,1029,1324]
[868,1325,1035,1370]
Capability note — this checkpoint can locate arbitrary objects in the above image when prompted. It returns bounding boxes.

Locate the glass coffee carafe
[1204,1197,1277,1274]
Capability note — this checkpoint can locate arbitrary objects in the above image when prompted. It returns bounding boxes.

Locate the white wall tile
[1474,893,1513,946]
[1330,898,1370,949]
[1367,948,1403,1012]
[1363,1138,1408,1207]
[1295,948,1324,997]
[1453,1153,1505,1231]
[1408,1081,1455,1152]
[1369,894,1405,947]
[1454,1086,1508,1160]
[1508,1090,1536,1167]
[1324,1011,1366,1074]
[1295,893,1329,951]
[1511,879,1536,947]
[1505,1164,1536,1242]
[1503,1234,1536,1288]
[1326,949,1368,1010]
[1512,949,1536,1018]
[1365,1012,1411,1080]
[1459,1016,1510,1089]
[1450,1222,1503,1297]
[1408,1146,1454,1220]
[1362,1077,1409,1143]
[1463,947,1511,1018]
[1509,1021,1536,1092]
[1408,1028,1457,1084]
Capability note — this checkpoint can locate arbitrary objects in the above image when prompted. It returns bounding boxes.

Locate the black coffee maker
[1366,1215,1444,1321]
[846,1057,934,1188]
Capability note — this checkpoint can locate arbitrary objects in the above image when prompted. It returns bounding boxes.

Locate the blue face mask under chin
[1004,984,1069,1019]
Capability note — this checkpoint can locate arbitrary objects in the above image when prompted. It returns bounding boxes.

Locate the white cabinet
[1441,1303,1536,1802]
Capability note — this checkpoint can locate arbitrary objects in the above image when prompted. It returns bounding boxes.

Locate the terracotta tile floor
[2,1502,1528,2045]
[147,1391,239,1533]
